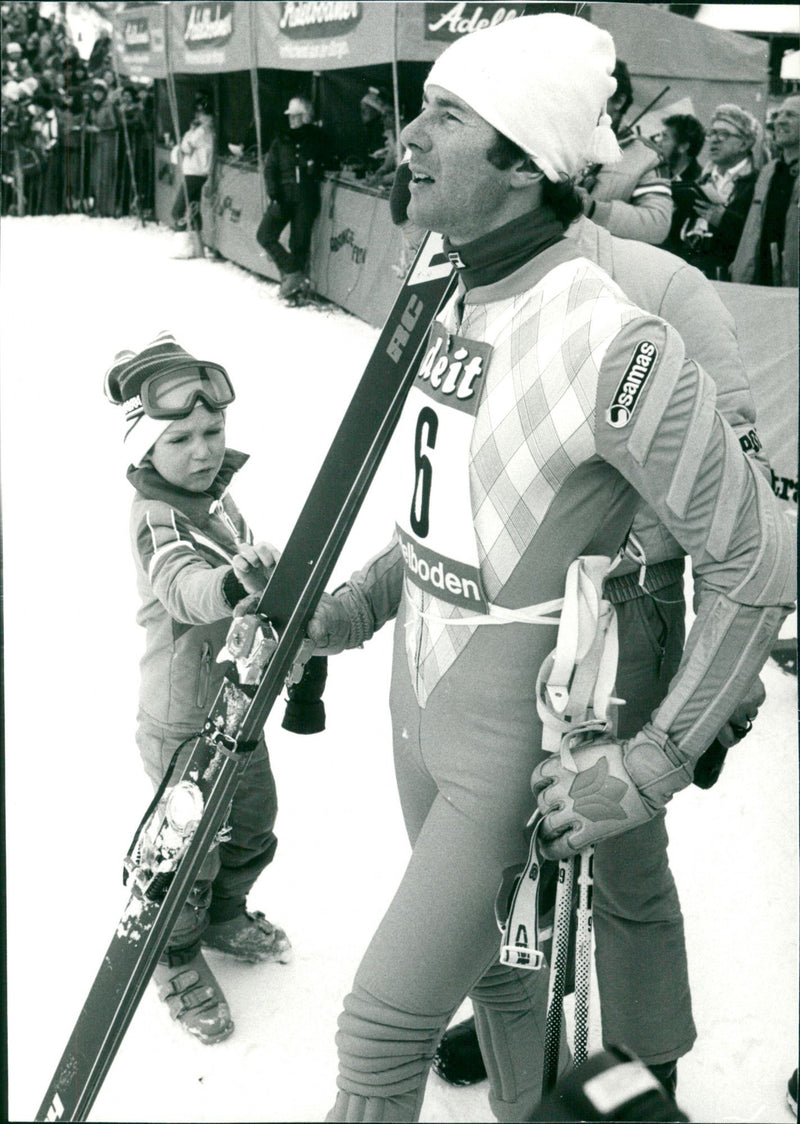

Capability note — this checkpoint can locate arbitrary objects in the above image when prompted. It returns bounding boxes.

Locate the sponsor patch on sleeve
[605,341,659,429]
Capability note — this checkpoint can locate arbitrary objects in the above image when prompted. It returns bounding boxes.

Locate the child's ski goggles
[127,363,235,420]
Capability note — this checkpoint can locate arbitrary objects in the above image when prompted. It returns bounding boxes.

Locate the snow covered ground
[2,216,797,1124]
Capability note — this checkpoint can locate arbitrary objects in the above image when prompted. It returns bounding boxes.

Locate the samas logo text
[606,341,658,429]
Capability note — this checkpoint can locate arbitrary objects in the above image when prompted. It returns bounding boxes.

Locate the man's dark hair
[611,60,633,116]
[663,113,706,159]
[486,130,584,226]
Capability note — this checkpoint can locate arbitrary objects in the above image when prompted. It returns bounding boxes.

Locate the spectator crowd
[2,3,797,290]
[1,4,154,218]
[572,59,798,287]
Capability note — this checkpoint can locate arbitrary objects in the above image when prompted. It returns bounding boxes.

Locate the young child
[104,331,326,1044]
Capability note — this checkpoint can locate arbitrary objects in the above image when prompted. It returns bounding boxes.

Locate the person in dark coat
[62,89,85,212]
[679,103,761,280]
[85,77,118,216]
[255,96,335,298]
[657,113,705,257]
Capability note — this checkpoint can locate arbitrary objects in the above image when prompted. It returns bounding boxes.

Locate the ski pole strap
[542,849,577,1096]
[536,555,621,755]
[497,811,551,969]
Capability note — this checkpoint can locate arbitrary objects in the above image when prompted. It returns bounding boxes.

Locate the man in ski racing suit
[428,208,771,1094]
[307,16,796,1123]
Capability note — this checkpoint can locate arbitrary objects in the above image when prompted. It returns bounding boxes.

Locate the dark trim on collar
[443,207,565,290]
[462,239,585,306]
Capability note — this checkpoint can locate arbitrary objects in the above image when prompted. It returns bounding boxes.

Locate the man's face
[288,112,305,129]
[657,126,678,167]
[707,122,750,169]
[773,99,800,153]
[401,85,520,245]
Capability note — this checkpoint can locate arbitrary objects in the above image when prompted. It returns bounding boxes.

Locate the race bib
[395,323,492,611]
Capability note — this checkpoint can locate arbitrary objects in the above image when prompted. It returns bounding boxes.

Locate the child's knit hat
[104,331,224,467]
[423,13,621,183]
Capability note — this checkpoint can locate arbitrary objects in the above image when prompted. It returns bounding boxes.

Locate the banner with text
[255,2,396,70]
[396,2,524,59]
[113,5,167,78]
[166,1,254,74]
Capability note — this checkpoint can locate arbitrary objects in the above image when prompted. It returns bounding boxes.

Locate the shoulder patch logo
[606,341,658,429]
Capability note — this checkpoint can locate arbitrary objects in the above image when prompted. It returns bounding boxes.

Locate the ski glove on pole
[536,670,769,854]
[532,723,694,860]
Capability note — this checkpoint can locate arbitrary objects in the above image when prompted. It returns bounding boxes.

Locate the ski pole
[572,844,595,1068]
[541,854,575,1097]
[541,842,594,1096]
[617,84,672,142]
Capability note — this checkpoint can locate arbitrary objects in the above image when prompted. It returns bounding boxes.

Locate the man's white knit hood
[424,13,622,182]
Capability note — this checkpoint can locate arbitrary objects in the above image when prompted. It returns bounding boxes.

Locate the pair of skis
[35,232,457,1123]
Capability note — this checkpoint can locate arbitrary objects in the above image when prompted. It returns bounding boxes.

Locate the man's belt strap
[604,557,685,604]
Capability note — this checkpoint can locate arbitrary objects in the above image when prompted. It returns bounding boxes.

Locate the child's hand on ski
[232,541,281,593]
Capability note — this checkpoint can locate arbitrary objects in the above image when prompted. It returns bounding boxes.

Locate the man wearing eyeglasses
[680,104,761,280]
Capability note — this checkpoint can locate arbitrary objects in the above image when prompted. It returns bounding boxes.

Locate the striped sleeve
[592,171,673,245]
[135,501,234,625]
[594,314,795,766]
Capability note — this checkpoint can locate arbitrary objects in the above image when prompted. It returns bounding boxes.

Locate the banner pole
[391,2,402,165]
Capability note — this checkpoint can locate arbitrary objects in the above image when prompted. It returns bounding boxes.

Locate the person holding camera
[679,104,761,280]
[656,113,706,258]
[577,60,673,246]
